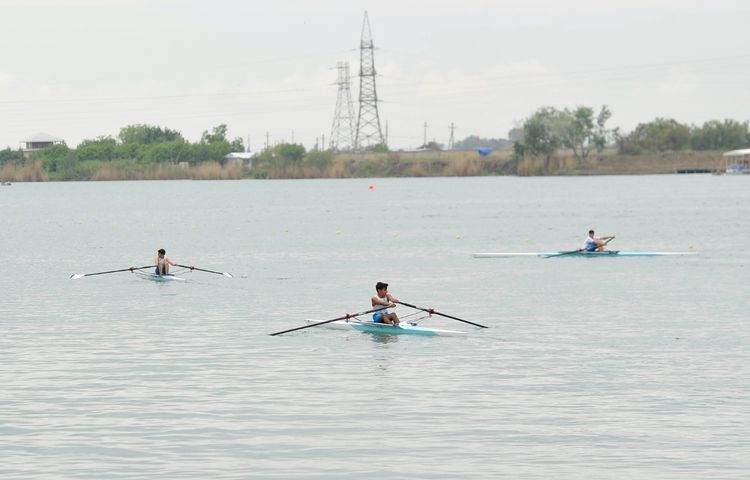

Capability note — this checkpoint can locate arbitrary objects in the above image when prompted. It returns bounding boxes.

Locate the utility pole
[354,11,384,150]
[423,122,428,147]
[448,123,456,150]
[265,132,270,150]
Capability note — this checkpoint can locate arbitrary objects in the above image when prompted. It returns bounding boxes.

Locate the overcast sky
[1,0,748,150]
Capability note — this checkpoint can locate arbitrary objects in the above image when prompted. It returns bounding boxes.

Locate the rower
[581,230,614,252]
[371,282,400,325]
[155,248,176,275]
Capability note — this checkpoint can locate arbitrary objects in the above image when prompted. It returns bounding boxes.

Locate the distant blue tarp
[476,147,492,156]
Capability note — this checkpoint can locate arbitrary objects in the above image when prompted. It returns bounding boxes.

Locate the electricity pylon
[354,11,384,150]
[329,62,356,151]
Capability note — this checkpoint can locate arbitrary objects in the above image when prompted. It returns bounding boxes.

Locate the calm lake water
[1,175,748,479]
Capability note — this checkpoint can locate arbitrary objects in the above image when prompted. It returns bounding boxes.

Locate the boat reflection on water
[368,332,400,345]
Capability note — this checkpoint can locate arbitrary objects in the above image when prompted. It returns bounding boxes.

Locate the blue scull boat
[473,251,695,258]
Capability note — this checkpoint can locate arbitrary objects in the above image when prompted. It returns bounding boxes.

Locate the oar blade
[223,272,233,278]
[70,273,85,280]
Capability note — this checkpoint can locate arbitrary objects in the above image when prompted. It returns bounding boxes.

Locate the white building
[20,132,65,157]
[224,151,253,168]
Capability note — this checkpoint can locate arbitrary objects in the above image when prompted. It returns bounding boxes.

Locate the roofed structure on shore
[20,132,65,156]
[722,148,750,174]
[224,151,253,168]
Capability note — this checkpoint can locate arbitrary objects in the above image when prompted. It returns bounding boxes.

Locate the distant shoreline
[0,150,725,181]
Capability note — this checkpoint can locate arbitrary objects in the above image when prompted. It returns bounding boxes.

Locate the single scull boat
[134,271,187,282]
[306,318,466,336]
[473,251,695,258]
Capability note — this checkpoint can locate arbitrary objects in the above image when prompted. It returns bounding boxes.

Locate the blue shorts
[373,313,384,323]
[584,244,597,252]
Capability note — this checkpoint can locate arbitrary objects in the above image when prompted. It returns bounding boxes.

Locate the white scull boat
[133,271,187,282]
[306,319,466,336]
[473,251,696,258]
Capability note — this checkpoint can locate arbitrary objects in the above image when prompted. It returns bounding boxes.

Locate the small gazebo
[722,148,750,174]
[20,132,65,156]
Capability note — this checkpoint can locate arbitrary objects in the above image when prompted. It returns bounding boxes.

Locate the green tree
[0,148,25,165]
[274,143,306,164]
[118,124,183,145]
[201,124,229,144]
[229,137,245,152]
[513,106,563,160]
[557,105,611,160]
[76,136,117,162]
[690,119,749,150]
[143,140,189,164]
[616,118,690,154]
[30,143,72,172]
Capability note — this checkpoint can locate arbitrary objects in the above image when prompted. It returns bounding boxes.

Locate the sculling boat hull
[307,319,466,336]
[134,271,187,282]
[473,251,696,258]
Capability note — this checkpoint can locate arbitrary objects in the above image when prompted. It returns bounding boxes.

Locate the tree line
[0,124,245,180]
[512,106,750,160]
[2,113,748,181]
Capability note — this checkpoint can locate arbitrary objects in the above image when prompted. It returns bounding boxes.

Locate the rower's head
[588,229,595,236]
[158,248,166,256]
[375,281,388,294]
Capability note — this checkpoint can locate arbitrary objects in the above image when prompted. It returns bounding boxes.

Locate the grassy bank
[0,150,726,182]
[0,160,243,182]
[327,149,723,177]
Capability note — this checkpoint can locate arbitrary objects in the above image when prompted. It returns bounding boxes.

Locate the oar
[176,264,233,278]
[70,265,153,280]
[395,301,488,328]
[544,236,615,258]
[270,307,384,336]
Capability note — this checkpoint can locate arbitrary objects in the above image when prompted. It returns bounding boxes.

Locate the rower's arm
[372,296,387,306]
